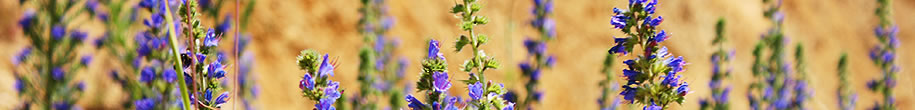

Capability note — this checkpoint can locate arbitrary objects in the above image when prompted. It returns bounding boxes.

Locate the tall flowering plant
[405,40,465,110]
[699,18,732,110]
[516,0,557,109]
[450,0,514,109]
[747,0,812,109]
[836,53,857,110]
[13,0,99,109]
[297,50,343,110]
[354,0,408,109]
[608,0,690,109]
[867,0,899,109]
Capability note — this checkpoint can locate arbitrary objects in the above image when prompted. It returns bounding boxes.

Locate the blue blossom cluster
[353,0,408,109]
[836,54,857,110]
[700,18,733,110]
[516,0,556,109]
[607,0,689,109]
[867,0,899,109]
[450,0,514,109]
[747,1,812,109]
[298,50,343,110]
[13,0,101,109]
[236,35,261,110]
[406,40,466,110]
[597,54,621,110]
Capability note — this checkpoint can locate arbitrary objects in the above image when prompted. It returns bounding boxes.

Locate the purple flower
[53,101,73,110]
[325,81,342,99]
[51,25,66,40]
[12,47,32,66]
[138,0,156,9]
[661,73,681,87]
[144,13,164,29]
[609,38,629,55]
[524,38,546,55]
[643,102,661,110]
[319,54,336,77]
[301,74,315,90]
[502,91,518,103]
[503,102,515,110]
[52,67,65,80]
[427,40,444,60]
[644,0,657,14]
[203,29,220,47]
[216,15,231,34]
[677,82,690,96]
[208,61,226,79]
[86,0,99,13]
[716,87,731,102]
[432,71,451,93]
[666,56,685,73]
[611,15,629,29]
[545,55,556,67]
[18,10,35,30]
[140,66,155,83]
[622,69,639,80]
[620,81,638,102]
[653,30,668,43]
[215,92,230,105]
[162,68,177,83]
[80,55,92,66]
[469,82,484,100]
[406,95,425,110]
[316,98,336,110]
[15,78,24,93]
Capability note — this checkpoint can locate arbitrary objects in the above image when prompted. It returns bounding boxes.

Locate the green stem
[161,0,192,109]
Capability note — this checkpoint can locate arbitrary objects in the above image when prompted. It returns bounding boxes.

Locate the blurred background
[1,0,914,109]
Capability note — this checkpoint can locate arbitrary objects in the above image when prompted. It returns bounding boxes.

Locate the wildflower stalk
[161,0,192,109]
[837,53,856,110]
[868,0,898,109]
[701,18,732,110]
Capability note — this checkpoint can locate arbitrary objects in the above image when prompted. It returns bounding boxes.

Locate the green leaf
[473,16,488,24]
[455,35,470,52]
[451,4,465,14]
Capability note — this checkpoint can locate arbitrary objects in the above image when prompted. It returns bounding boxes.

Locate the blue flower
[144,13,164,29]
[215,92,230,105]
[677,82,690,96]
[208,61,226,79]
[140,66,155,83]
[316,98,337,110]
[203,29,220,47]
[524,38,546,55]
[15,78,24,93]
[80,55,92,66]
[503,102,515,110]
[53,101,73,110]
[666,56,685,73]
[77,81,85,91]
[661,73,681,87]
[138,0,156,9]
[325,81,342,99]
[503,90,518,103]
[620,81,638,102]
[427,40,444,60]
[318,54,336,77]
[643,1,658,13]
[643,102,661,110]
[545,55,556,67]
[300,74,315,90]
[433,71,451,93]
[406,95,425,110]
[622,69,639,80]
[52,67,65,80]
[469,81,484,100]
[12,47,32,66]
[163,68,177,83]
[51,25,66,40]
[653,30,668,43]
[86,0,99,13]
[18,11,35,30]
[609,38,629,55]
[135,98,154,110]
[216,15,232,35]
[611,15,629,29]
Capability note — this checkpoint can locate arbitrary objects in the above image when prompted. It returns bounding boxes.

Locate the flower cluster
[747,1,812,109]
[836,53,857,110]
[353,0,408,109]
[700,18,733,110]
[867,0,899,109]
[597,54,621,110]
[516,0,557,109]
[406,40,465,110]
[450,0,513,109]
[297,50,343,110]
[13,0,101,109]
[608,0,689,109]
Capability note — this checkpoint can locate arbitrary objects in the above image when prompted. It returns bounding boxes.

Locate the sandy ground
[1,0,915,109]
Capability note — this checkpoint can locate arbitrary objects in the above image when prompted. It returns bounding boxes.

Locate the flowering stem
[161,0,192,109]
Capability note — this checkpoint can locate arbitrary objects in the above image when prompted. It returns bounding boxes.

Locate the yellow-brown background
[1,0,914,109]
